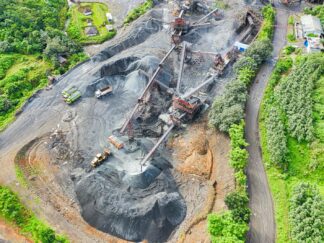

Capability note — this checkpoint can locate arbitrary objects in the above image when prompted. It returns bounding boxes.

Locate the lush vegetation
[257,5,275,41]
[207,212,248,243]
[124,0,154,24]
[0,55,51,130]
[0,186,68,242]
[259,50,324,242]
[0,1,88,131]
[208,39,273,132]
[67,3,116,45]
[0,0,85,65]
[289,183,324,243]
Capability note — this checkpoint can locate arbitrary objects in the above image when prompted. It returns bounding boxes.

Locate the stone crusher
[171,3,219,45]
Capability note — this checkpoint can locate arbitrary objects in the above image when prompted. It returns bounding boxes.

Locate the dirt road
[245,3,289,243]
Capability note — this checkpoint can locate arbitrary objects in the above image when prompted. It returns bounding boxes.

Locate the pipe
[182,74,217,99]
[120,45,176,134]
[191,50,219,55]
[193,8,218,25]
[176,42,186,94]
[141,124,175,166]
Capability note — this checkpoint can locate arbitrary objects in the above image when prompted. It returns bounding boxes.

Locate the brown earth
[170,116,235,242]
[0,220,32,243]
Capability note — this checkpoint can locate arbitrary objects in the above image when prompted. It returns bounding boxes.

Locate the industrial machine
[91,148,111,167]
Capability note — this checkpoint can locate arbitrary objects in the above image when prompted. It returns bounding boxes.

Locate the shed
[58,55,67,65]
[301,15,323,37]
[83,8,92,16]
[85,26,98,36]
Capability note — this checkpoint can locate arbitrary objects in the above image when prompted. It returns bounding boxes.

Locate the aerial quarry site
[2,0,263,242]
[0,0,323,242]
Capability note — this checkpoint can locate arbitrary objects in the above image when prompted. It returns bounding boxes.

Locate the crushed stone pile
[75,160,186,242]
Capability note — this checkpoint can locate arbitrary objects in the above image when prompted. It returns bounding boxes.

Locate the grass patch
[0,186,68,242]
[124,0,154,24]
[67,2,116,45]
[0,55,51,131]
[15,165,28,188]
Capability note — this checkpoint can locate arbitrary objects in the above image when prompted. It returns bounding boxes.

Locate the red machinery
[172,96,202,119]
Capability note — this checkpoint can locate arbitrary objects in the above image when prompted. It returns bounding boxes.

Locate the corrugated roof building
[301,15,323,37]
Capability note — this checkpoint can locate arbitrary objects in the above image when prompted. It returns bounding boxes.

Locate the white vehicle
[95,85,113,98]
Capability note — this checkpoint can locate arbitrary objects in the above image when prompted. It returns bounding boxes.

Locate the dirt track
[245,2,289,242]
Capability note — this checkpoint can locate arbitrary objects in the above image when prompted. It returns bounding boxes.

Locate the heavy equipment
[65,90,81,105]
[91,148,111,167]
[62,86,78,99]
[95,85,113,98]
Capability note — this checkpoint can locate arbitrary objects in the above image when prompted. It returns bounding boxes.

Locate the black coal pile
[75,160,186,242]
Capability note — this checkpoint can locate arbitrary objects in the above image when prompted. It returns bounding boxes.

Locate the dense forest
[0,0,84,66]
[0,0,87,130]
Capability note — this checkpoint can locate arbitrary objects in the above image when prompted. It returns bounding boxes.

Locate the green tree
[225,191,251,223]
[289,183,324,243]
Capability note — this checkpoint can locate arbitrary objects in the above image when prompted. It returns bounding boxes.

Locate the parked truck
[91,148,111,167]
[62,86,78,99]
[95,85,113,98]
[65,90,81,104]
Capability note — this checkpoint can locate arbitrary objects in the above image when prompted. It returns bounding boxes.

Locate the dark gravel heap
[75,160,186,242]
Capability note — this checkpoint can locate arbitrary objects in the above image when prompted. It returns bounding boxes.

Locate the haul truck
[65,90,81,104]
[95,85,113,98]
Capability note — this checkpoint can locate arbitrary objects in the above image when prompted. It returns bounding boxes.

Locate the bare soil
[168,116,235,242]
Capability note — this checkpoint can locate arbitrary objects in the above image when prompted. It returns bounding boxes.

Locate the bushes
[124,0,154,24]
[0,186,68,242]
[207,212,248,243]
[258,5,276,40]
[0,56,16,79]
[265,107,288,169]
[209,39,273,133]
[225,191,251,223]
[289,183,324,243]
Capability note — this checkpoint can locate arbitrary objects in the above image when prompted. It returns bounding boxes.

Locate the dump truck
[65,90,81,104]
[95,85,113,98]
[108,135,124,149]
[62,86,78,99]
[91,148,111,167]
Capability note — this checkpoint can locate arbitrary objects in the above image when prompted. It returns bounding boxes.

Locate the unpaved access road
[245,3,289,243]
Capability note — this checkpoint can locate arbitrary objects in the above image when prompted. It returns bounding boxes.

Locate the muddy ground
[0,0,261,242]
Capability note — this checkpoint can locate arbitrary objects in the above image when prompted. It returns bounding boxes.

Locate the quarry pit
[0,0,263,242]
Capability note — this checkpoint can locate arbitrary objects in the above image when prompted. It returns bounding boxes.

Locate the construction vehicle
[91,148,111,167]
[65,90,81,105]
[62,86,78,99]
[108,135,124,149]
[95,85,113,98]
